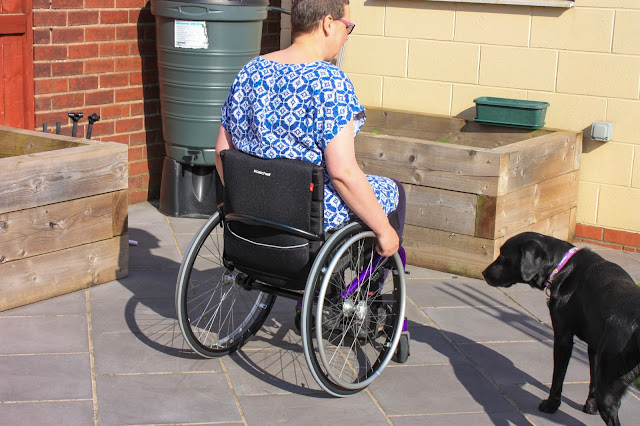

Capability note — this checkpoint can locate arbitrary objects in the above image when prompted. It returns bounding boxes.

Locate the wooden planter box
[355,108,582,279]
[0,126,128,311]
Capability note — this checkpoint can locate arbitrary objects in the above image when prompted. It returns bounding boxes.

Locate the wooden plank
[405,209,574,278]
[0,127,128,214]
[568,207,577,242]
[355,132,503,196]
[574,133,583,171]
[475,195,497,239]
[0,14,26,34]
[404,183,478,235]
[0,37,4,126]
[502,210,572,242]
[0,191,127,263]
[492,170,579,239]
[402,224,498,279]
[112,190,129,236]
[0,235,128,312]
[3,34,23,128]
[3,0,25,14]
[498,132,580,193]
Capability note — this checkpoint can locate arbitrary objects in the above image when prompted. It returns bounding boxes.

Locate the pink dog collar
[544,247,580,289]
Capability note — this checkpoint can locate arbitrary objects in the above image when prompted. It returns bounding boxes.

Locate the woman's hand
[375,224,400,258]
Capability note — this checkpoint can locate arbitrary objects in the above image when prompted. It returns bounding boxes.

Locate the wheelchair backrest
[220,149,324,287]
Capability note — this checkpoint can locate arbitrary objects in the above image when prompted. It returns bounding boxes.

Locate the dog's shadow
[414,280,599,424]
[408,319,592,425]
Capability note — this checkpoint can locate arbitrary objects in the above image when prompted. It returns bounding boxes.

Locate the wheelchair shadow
[120,227,201,359]
[226,297,334,397]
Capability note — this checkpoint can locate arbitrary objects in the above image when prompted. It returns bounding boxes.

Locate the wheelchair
[175,149,410,397]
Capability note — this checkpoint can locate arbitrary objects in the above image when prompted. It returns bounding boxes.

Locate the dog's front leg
[539,334,574,413]
[583,347,598,414]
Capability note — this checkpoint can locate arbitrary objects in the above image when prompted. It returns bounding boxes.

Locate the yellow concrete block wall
[280,0,640,234]
[454,4,530,47]
[383,78,451,115]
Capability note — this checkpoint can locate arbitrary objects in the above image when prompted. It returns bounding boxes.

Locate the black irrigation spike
[56,122,61,134]
[86,113,100,140]
[68,112,83,137]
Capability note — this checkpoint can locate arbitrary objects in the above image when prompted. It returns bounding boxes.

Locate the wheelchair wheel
[176,211,276,358]
[301,223,406,396]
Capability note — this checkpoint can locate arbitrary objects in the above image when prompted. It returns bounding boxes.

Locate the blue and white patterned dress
[221,56,399,231]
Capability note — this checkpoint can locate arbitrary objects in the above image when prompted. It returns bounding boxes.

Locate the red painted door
[0,0,33,129]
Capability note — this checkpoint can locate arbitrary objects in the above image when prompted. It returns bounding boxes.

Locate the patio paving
[1,201,640,425]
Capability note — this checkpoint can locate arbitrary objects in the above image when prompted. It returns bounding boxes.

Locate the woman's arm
[324,120,399,257]
[214,125,234,186]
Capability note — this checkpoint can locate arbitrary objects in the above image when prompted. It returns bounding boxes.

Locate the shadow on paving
[118,227,623,424]
[408,319,595,425]
[121,228,199,360]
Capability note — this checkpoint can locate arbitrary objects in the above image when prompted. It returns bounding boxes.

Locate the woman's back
[221,56,365,166]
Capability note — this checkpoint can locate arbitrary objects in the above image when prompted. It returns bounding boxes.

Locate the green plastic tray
[474,97,550,129]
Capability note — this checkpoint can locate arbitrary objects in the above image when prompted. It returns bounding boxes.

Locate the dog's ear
[520,240,548,283]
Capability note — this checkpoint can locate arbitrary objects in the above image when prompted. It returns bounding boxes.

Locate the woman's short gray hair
[291,0,350,40]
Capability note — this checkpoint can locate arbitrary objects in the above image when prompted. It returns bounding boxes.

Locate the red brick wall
[575,224,640,253]
[32,0,282,204]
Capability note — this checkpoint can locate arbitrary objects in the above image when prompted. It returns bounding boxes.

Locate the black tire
[301,224,406,396]
[393,332,410,364]
[175,211,276,358]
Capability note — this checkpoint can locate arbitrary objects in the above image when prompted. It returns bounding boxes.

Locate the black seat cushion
[220,149,324,286]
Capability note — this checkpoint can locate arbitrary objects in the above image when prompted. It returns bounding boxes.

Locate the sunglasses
[337,18,355,35]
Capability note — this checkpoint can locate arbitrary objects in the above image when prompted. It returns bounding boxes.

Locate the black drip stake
[87,113,100,140]
[68,112,83,137]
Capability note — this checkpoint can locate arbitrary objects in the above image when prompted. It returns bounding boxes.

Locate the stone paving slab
[0,400,95,426]
[225,348,324,395]
[1,202,639,425]
[391,410,531,426]
[0,354,92,402]
[89,269,177,300]
[0,290,87,317]
[499,289,551,325]
[96,372,241,426]
[406,276,512,309]
[370,364,515,416]
[503,382,640,426]
[238,391,387,424]
[92,330,221,375]
[423,305,554,344]
[457,341,588,386]
[0,315,89,355]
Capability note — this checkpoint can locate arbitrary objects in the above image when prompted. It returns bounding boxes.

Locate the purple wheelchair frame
[298,245,408,332]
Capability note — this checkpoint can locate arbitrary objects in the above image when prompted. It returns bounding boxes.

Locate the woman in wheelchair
[176,0,409,397]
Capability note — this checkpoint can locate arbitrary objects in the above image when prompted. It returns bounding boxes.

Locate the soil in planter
[362,108,552,150]
[0,134,82,158]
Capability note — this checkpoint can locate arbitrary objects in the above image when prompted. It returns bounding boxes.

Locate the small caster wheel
[393,332,410,363]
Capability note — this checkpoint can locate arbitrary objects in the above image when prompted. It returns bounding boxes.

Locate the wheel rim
[176,213,274,357]
[313,231,405,391]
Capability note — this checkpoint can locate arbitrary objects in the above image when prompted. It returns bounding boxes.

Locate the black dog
[482,232,640,426]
